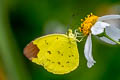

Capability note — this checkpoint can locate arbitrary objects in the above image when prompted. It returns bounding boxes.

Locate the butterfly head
[67,29,76,39]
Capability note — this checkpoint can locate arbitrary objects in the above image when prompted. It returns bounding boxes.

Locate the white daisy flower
[78,13,120,68]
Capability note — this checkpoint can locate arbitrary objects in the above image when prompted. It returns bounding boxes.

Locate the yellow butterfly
[24,29,81,74]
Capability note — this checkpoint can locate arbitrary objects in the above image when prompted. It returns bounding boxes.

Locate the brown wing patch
[24,42,39,60]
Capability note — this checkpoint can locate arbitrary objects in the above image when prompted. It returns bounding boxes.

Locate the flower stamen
[79,13,98,36]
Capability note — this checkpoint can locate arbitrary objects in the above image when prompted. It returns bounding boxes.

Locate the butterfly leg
[76,37,84,42]
[74,29,82,38]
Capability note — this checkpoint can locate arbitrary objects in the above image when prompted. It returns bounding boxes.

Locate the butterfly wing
[32,34,79,74]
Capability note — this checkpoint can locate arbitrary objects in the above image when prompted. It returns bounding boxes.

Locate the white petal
[102,19,120,29]
[91,21,110,35]
[105,26,120,44]
[100,36,116,45]
[84,34,96,68]
[98,16,120,44]
[98,15,120,21]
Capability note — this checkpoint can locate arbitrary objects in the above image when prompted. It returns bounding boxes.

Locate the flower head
[79,13,98,36]
[78,13,120,68]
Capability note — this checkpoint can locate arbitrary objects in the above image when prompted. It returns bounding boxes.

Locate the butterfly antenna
[66,12,76,32]
[68,8,83,30]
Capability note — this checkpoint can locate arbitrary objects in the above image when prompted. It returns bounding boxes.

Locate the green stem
[104,33,120,45]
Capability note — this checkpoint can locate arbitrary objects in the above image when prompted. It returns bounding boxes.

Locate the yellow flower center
[79,13,98,36]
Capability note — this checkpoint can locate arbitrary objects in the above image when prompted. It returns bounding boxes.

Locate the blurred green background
[0,0,120,80]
